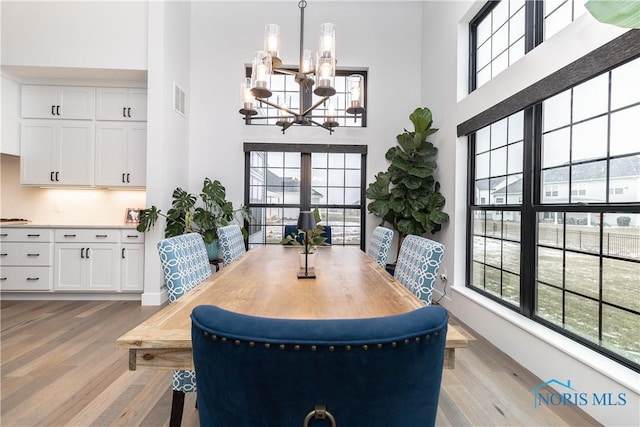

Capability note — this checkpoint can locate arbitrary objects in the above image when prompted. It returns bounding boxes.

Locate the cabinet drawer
[0,228,53,242]
[121,229,145,243]
[0,267,53,291]
[55,229,119,243]
[0,243,52,266]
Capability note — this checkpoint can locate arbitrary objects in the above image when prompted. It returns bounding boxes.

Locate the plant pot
[299,252,316,269]
[204,239,221,261]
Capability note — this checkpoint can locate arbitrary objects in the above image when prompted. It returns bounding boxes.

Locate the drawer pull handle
[27,253,40,257]
[27,234,41,237]
[64,234,77,238]
[126,235,139,238]
[26,277,40,281]
[0,277,6,281]
[0,233,8,237]
[0,253,7,256]
[95,234,108,238]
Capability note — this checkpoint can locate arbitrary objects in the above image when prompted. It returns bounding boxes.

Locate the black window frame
[464,11,640,371]
[243,68,368,128]
[243,142,367,250]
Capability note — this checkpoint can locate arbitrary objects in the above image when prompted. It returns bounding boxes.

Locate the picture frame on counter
[125,208,142,225]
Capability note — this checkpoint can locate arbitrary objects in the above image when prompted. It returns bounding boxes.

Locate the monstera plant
[137,178,250,260]
[366,107,449,249]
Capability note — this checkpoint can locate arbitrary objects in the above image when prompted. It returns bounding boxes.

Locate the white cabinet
[21,85,95,120]
[95,123,146,187]
[120,230,145,292]
[96,88,147,121]
[0,228,53,291]
[54,229,119,291]
[20,120,94,186]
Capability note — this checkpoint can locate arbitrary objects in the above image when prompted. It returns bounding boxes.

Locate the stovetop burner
[0,218,30,223]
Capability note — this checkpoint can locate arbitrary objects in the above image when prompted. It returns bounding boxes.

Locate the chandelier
[239,0,365,134]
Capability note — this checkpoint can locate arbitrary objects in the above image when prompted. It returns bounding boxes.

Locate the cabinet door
[86,244,119,291]
[121,244,144,291]
[126,124,147,186]
[21,86,94,119]
[96,88,128,120]
[21,86,59,118]
[55,245,86,290]
[95,123,128,186]
[127,89,147,121]
[20,121,56,184]
[21,121,93,186]
[58,87,95,120]
[54,243,119,291]
[57,122,94,185]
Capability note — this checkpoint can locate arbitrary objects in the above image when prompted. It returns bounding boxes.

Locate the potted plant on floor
[365,107,449,268]
[137,177,250,260]
[280,208,327,269]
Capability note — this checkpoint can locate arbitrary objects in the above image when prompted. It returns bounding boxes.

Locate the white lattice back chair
[217,224,246,265]
[367,226,394,268]
[157,232,212,426]
[394,235,445,305]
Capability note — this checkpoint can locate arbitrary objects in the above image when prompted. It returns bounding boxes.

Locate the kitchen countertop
[0,223,141,229]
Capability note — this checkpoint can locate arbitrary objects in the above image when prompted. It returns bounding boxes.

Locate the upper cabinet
[20,120,95,186]
[96,88,147,121]
[21,85,95,120]
[94,122,147,187]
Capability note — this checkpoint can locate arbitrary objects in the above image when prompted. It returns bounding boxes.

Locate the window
[466,56,640,370]
[244,68,367,128]
[244,143,367,248]
[470,0,588,91]
[544,0,587,40]
[470,0,526,89]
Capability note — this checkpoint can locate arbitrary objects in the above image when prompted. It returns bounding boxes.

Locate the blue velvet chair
[191,304,448,427]
[366,226,394,268]
[157,233,212,427]
[216,224,246,265]
[394,235,445,305]
[284,224,332,245]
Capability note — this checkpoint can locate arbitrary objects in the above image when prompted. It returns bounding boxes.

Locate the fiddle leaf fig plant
[366,107,449,241]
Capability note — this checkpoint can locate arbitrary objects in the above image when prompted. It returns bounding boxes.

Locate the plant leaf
[585,0,640,28]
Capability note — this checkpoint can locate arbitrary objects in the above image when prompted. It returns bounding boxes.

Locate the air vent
[173,83,186,116]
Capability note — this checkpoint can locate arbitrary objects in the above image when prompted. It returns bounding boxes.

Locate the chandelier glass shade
[239,0,365,134]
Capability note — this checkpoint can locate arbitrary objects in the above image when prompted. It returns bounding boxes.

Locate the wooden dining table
[116,245,467,370]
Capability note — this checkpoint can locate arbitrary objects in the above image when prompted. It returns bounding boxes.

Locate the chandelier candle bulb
[319,23,336,58]
[264,24,282,68]
[302,49,315,74]
[239,78,257,116]
[346,74,365,115]
[250,51,273,98]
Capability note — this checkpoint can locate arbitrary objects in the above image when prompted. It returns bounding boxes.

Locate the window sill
[450,285,640,394]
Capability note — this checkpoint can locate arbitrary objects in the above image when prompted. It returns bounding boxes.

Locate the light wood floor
[1,300,600,426]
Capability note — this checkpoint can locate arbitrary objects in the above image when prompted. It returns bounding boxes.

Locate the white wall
[418,2,639,425]
[188,1,424,248]
[1,0,147,71]
[142,0,192,305]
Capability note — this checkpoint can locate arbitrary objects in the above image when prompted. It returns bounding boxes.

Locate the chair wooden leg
[170,390,185,427]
